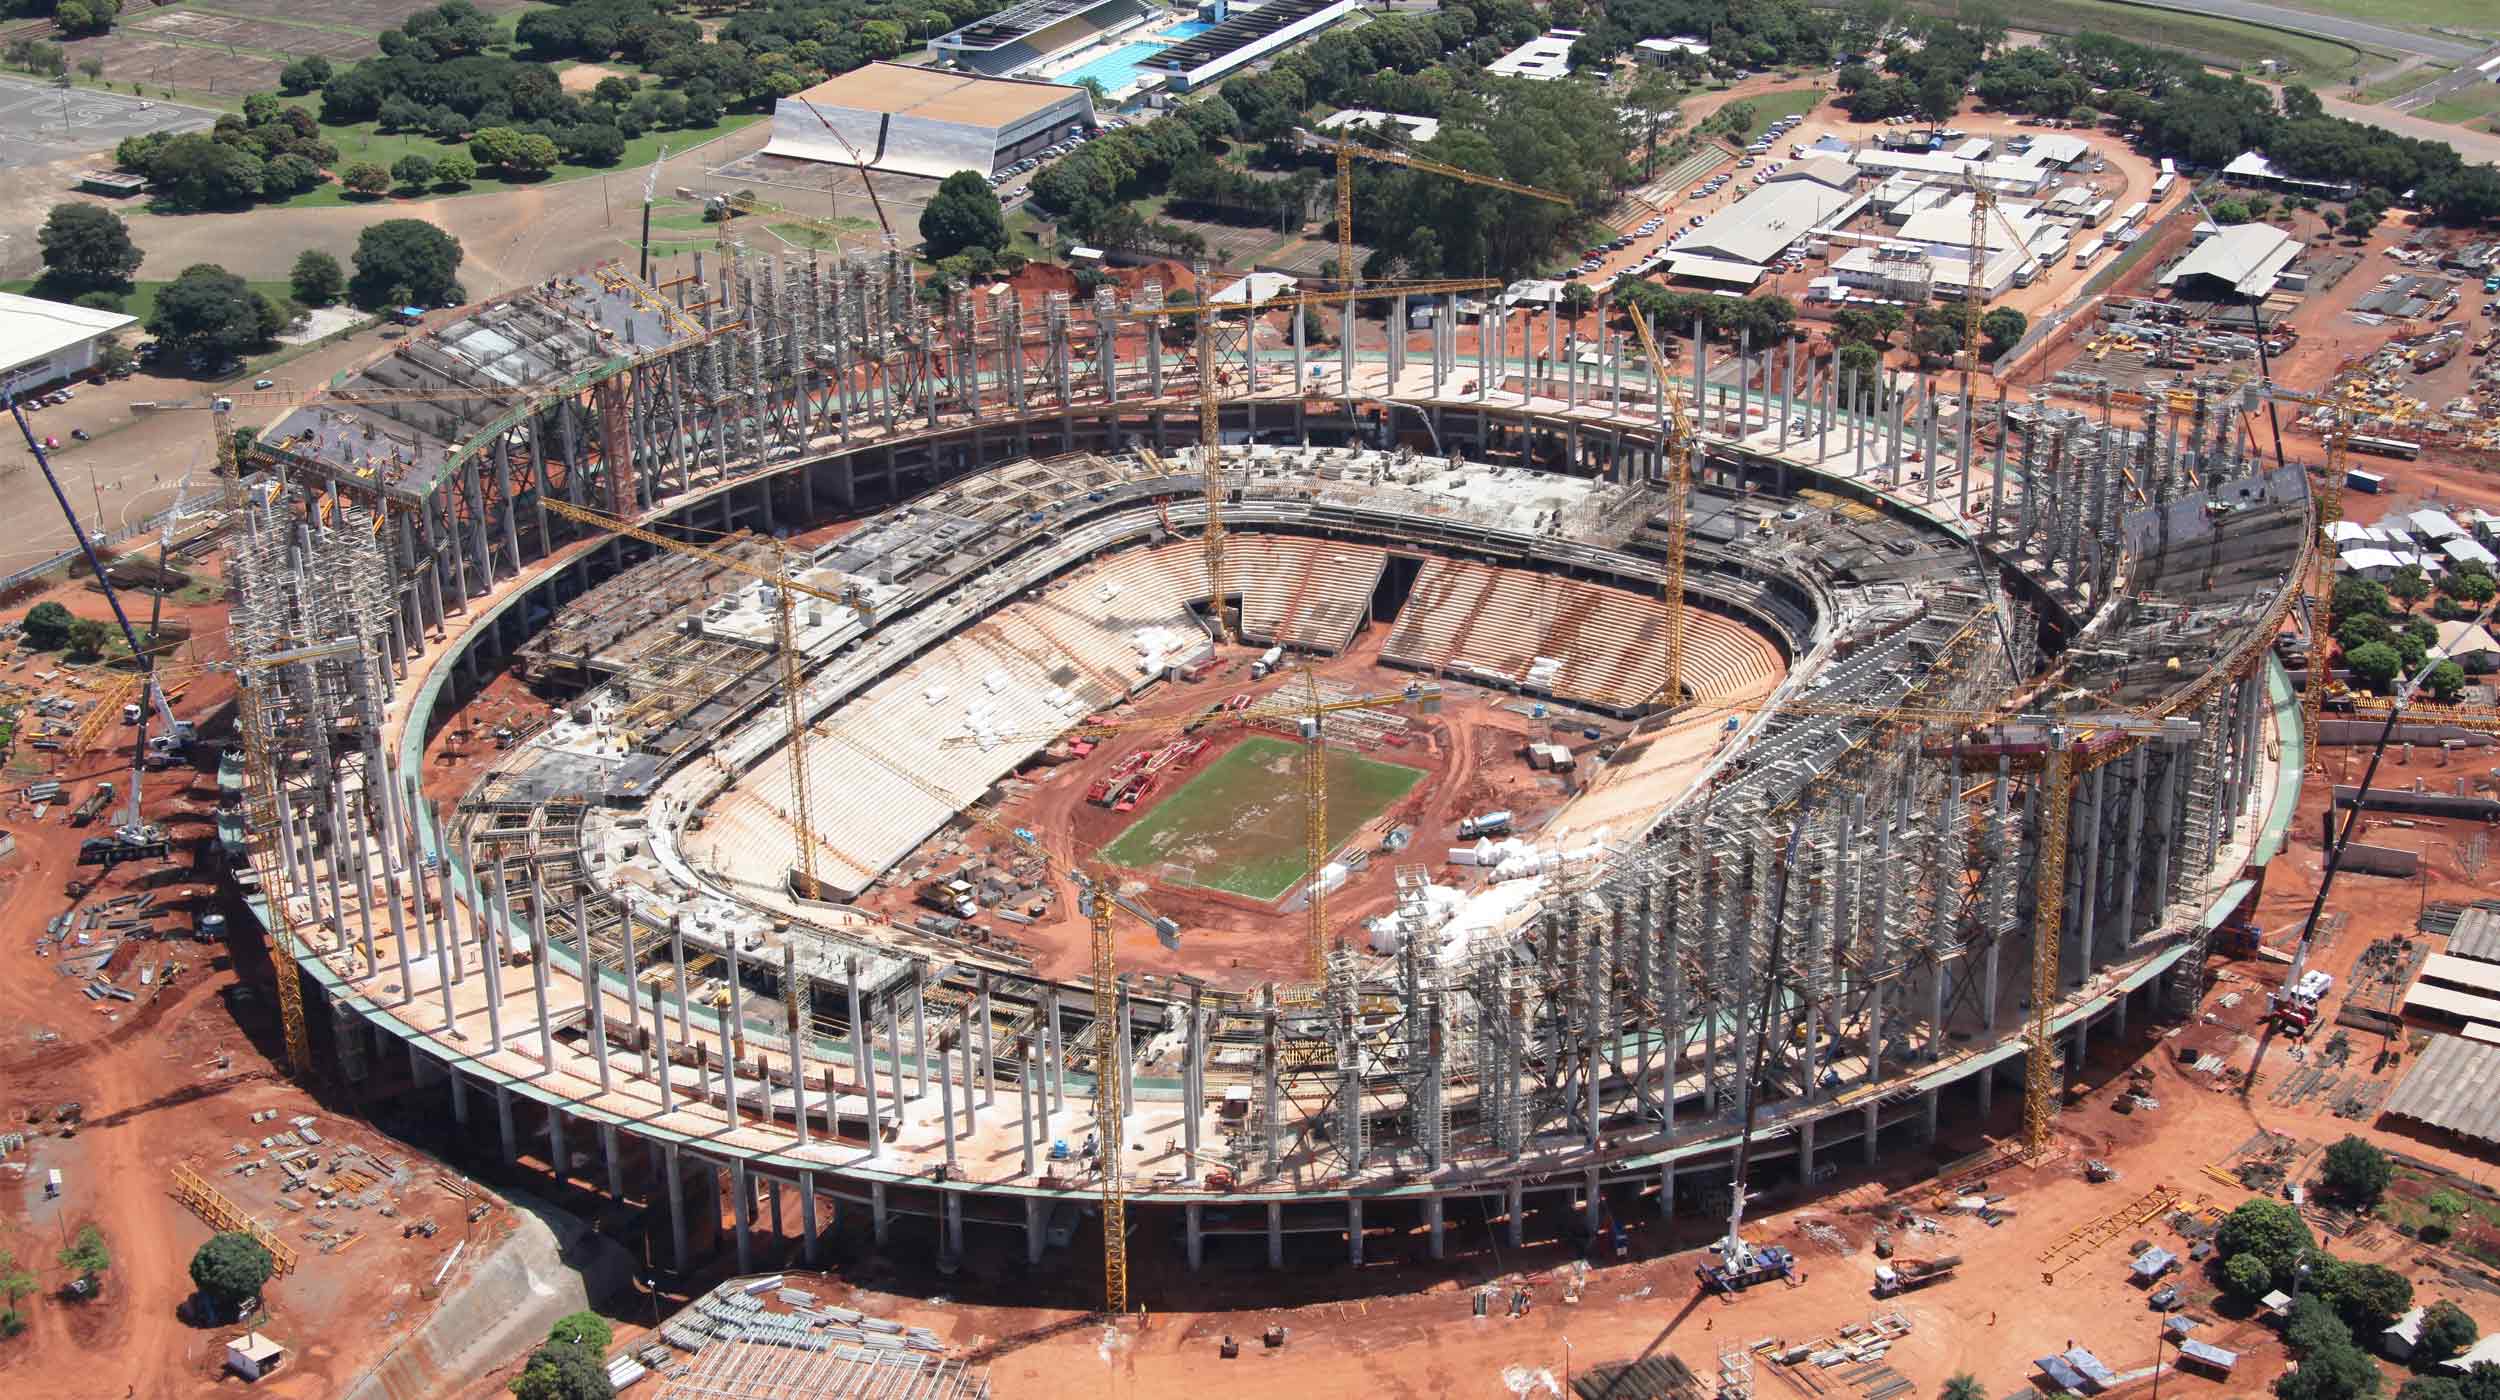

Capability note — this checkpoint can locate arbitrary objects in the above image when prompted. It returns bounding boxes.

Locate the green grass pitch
[1098,735,1423,901]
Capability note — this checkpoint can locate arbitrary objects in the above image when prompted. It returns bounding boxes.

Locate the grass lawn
[1,276,294,328]
[1098,734,1422,901]
[2419,84,2500,127]
[1723,87,1823,144]
[2259,0,2499,36]
[1898,0,2373,89]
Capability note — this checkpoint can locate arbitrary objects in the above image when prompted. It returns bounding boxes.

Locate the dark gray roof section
[2450,907,2500,965]
[2384,1033,2500,1144]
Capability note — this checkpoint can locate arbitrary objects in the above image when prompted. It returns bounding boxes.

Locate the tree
[2443,565,2496,605]
[2427,660,2468,704]
[1941,1375,1987,1400]
[2421,1301,2480,1370]
[96,333,134,377]
[2223,1250,2277,1297]
[510,1340,614,1400]
[342,161,393,197]
[2400,1382,2465,1400]
[21,601,71,650]
[1560,282,1597,317]
[349,220,463,310]
[56,1226,108,1297]
[592,75,637,108]
[2344,205,2382,240]
[77,57,101,81]
[433,153,476,188]
[0,1248,32,1338]
[2321,1136,2394,1207]
[2334,576,2392,623]
[262,154,322,198]
[548,1311,613,1350]
[2277,1341,2385,1400]
[2219,1198,2317,1291]
[919,171,1005,260]
[189,1232,274,1312]
[64,617,109,657]
[1980,307,2027,356]
[2389,565,2431,606]
[148,263,286,362]
[2317,1257,2412,1331]
[37,203,142,292]
[2348,641,2403,693]
[390,155,435,190]
[277,55,330,95]
[290,250,344,307]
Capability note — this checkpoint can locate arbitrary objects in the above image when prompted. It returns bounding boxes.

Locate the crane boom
[1626,306,1692,707]
[1299,129,1573,300]
[794,95,896,249]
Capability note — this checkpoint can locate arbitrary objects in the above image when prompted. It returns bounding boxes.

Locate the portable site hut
[2176,1339,2238,1377]
[226,1333,287,1381]
[2130,1245,2176,1283]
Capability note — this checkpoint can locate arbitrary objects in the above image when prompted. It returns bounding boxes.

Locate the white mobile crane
[1698,815,1807,1295]
[4,378,181,867]
[2272,597,2500,1035]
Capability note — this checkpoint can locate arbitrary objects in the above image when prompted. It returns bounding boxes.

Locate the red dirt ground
[0,546,505,1399]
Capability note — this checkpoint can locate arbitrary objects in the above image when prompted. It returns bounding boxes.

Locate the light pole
[1562,1335,1574,1396]
[2150,1319,2168,1400]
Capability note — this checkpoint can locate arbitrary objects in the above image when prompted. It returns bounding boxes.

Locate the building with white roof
[1848,148,2056,195]
[0,289,137,392]
[2223,149,2355,196]
[1672,181,1866,267]
[2444,538,2497,571]
[1766,157,1858,192]
[1487,30,1580,81]
[2160,224,2304,299]
[1207,271,1299,304]
[2409,508,2466,540]
[2024,133,2090,168]
[2437,619,2500,673]
[2340,547,2405,579]
[1316,109,1440,145]
[2326,520,2382,546]
[1633,36,1709,62]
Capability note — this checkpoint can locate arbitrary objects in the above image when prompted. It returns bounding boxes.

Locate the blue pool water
[1055,21,1213,93]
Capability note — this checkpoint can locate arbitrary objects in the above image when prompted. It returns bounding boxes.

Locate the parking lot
[0,77,214,172]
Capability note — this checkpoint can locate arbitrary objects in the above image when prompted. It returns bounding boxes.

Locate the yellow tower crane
[1957,174,2041,403]
[1625,304,1695,707]
[1121,277,1503,643]
[1757,699,2193,1154]
[542,497,877,899]
[2302,423,2348,771]
[1297,130,1576,296]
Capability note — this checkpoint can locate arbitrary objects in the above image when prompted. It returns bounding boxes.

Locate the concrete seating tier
[1383,559,1781,709]
[1231,537,1386,654]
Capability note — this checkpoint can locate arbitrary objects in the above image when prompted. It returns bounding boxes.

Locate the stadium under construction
[214,247,2308,1287]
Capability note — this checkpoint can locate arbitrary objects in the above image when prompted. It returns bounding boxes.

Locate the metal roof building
[1671,182,1866,267]
[761,64,1094,181]
[0,289,136,392]
[2385,1033,2500,1143]
[1486,29,1581,80]
[929,0,1151,77]
[2161,224,2305,298]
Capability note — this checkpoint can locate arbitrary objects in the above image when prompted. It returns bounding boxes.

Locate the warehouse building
[762,64,1095,181]
[1669,181,1866,268]
[931,0,1155,78]
[1485,29,1581,81]
[2160,223,2305,300]
[0,289,137,393]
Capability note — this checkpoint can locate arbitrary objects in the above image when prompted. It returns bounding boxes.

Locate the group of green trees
[0,1225,109,1338]
[2,0,118,39]
[510,1310,617,1400]
[1616,282,1798,353]
[1562,0,1832,76]
[2328,574,2470,701]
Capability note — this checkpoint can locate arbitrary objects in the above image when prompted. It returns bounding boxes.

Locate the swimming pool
[1054,20,1213,95]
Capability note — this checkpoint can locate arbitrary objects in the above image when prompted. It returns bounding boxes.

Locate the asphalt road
[2386,44,2500,114]
[2319,91,2500,164]
[0,77,214,172]
[2106,0,2486,63]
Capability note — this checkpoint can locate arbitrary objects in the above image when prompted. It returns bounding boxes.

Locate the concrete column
[1026,1198,1047,1266]
[1427,1196,1445,1261]
[1267,1202,1284,1270]
[1798,1116,1816,1184]
[1347,1198,1363,1267]
[871,1180,890,1246]
[494,1084,516,1163]
[1863,1103,1880,1166]
[1506,1180,1525,1248]
[548,1107,568,1183]
[943,1190,964,1255]
[800,1173,820,1267]
[1584,1167,1602,1236]
[602,1122,623,1202]
[451,1070,469,1127]
[848,957,878,1158]
[732,1158,753,1275]
[664,1143,688,1268]
[1185,1203,1204,1271]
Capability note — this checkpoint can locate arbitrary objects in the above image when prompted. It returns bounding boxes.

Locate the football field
[1099,736,1422,901]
